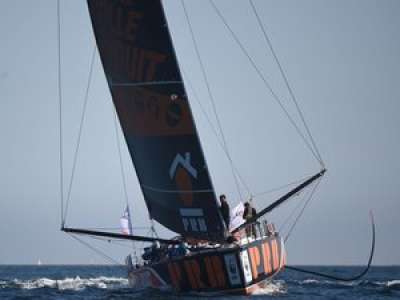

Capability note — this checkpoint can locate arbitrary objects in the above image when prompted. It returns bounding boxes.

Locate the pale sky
[0,0,399,265]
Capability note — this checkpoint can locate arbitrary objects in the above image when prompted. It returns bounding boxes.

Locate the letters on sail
[87,0,226,241]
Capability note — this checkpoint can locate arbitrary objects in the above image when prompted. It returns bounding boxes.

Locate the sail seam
[141,184,213,194]
[111,80,182,87]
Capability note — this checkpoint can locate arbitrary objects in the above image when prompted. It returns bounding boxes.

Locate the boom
[232,169,326,234]
[62,227,180,245]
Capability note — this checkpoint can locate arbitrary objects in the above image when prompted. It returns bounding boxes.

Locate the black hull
[127,234,286,295]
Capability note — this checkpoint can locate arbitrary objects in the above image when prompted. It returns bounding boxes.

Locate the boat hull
[127,234,286,295]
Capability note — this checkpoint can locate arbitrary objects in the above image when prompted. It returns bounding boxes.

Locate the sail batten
[111,81,183,87]
[87,0,225,241]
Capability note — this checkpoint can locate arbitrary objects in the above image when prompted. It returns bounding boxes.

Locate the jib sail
[87,0,225,241]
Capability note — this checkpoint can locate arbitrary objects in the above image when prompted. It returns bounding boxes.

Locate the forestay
[87,0,225,241]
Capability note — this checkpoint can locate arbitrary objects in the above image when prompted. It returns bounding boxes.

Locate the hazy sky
[0,0,399,266]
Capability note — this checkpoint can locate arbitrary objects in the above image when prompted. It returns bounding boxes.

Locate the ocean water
[0,265,398,299]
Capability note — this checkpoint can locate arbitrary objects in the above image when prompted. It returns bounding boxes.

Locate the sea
[0,265,398,299]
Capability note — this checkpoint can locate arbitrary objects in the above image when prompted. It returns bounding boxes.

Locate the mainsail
[87,0,225,241]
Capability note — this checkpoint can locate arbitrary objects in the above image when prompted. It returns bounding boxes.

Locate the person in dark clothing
[243,201,257,238]
[243,202,257,220]
[219,194,230,229]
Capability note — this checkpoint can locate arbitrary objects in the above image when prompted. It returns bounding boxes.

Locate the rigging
[113,110,130,208]
[63,46,97,225]
[181,68,253,197]
[68,233,123,265]
[232,169,326,233]
[278,180,314,234]
[63,227,180,245]
[56,1,375,289]
[57,0,327,242]
[286,212,376,281]
[249,0,324,166]
[252,172,314,199]
[284,177,322,242]
[210,0,323,167]
[57,0,64,227]
[181,0,244,202]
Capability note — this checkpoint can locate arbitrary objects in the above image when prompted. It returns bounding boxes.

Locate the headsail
[229,202,245,232]
[87,0,225,241]
[120,205,133,235]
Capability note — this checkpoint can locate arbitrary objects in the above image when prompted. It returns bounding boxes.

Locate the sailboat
[59,0,374,295]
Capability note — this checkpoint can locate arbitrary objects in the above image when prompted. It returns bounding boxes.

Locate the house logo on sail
[169,152,197,180]
[170,152,207,233]
[169,152,197,207]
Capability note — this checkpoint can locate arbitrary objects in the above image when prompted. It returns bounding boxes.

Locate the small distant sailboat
[37,259,42,266]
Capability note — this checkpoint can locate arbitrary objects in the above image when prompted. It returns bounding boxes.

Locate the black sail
[87,0,225,241]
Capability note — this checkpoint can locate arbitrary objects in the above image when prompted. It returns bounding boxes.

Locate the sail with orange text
[87,0,225,241]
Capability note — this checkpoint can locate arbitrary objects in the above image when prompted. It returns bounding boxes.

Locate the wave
[0,276,129,291]
[1,276,398,294]
[291,278,400,290]
[298,278,360,287]
[387,280,400,289]
[0,276,287,295]
[252,280,287,295]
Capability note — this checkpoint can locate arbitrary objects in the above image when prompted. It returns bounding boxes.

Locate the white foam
[252,280,286,295]
[387,280,400,287]
[298,278,363,287]
[8,276,128,291]
[302,279,319,284]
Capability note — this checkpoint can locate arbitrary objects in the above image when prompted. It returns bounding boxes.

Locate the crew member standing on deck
[243,201,257,238]
[219,194,230,229]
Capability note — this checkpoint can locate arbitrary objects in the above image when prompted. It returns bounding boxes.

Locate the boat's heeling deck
[127,233,286,294]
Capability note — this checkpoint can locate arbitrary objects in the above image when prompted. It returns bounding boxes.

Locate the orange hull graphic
[128,234,286,295]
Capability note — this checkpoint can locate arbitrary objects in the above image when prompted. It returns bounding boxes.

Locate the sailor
[177,241,188,256]
[142,241,163,263]
[243,201,257,238]
[219,194,230,229]
[142,246,152,261]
